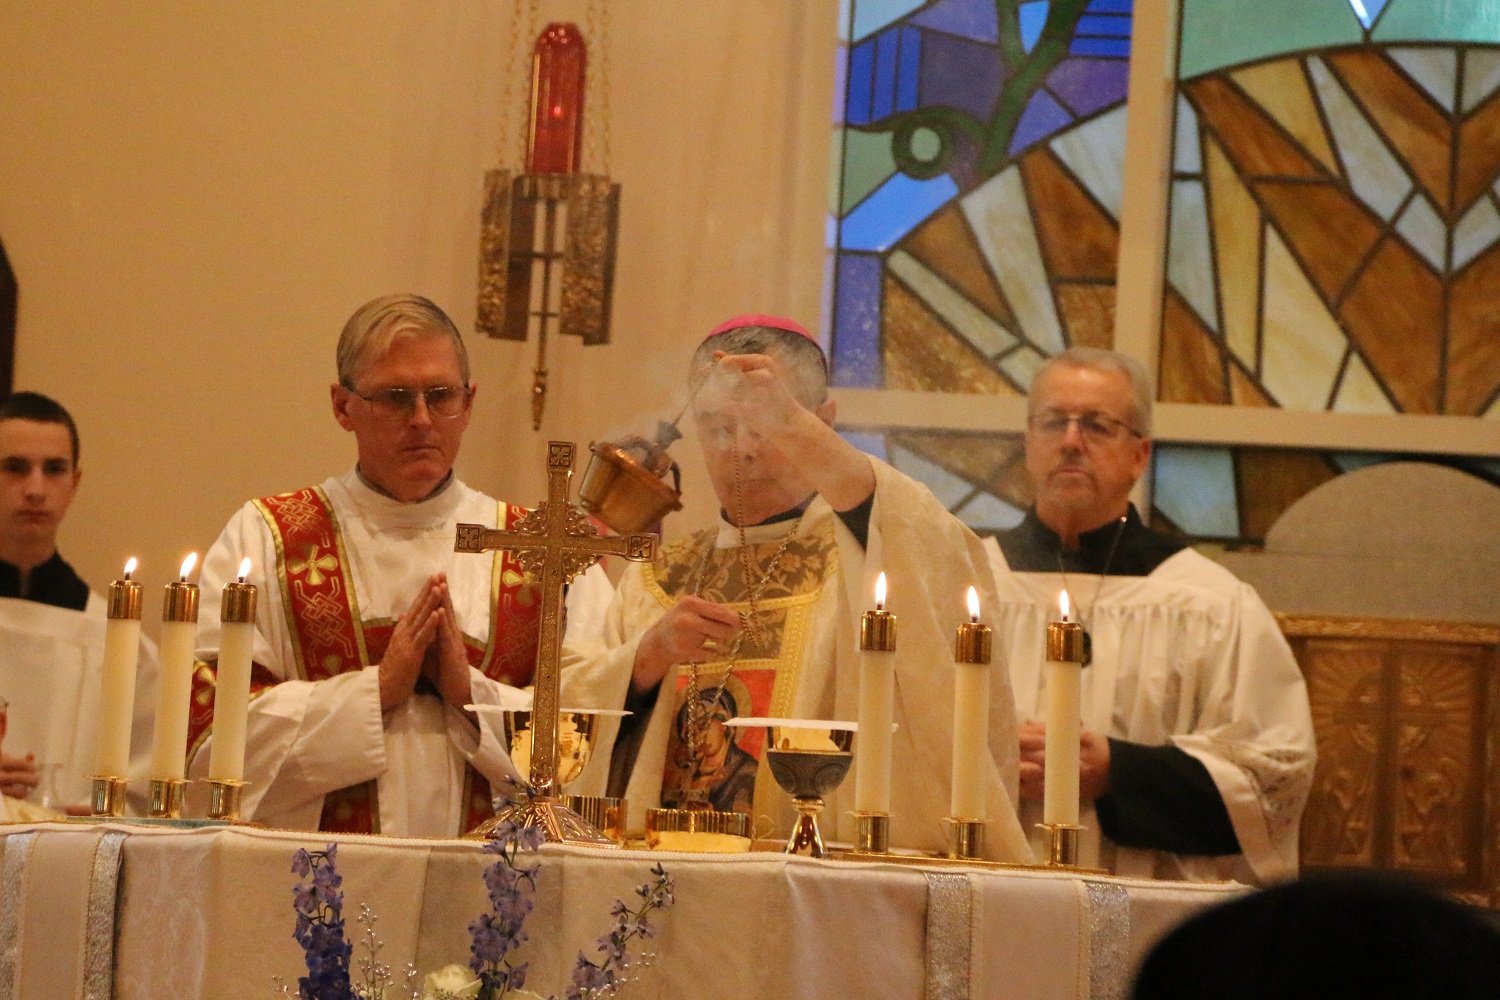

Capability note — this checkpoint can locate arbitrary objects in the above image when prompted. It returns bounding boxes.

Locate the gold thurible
[859,607,897,652]
[162,580,199,623]
[954,621,992,664]
[221,581,257,624]
[1046,620,1085,664]
[107,579,143,620]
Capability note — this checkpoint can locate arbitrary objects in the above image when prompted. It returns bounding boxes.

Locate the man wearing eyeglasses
[189,294,610,836]
[983,347,1314,885]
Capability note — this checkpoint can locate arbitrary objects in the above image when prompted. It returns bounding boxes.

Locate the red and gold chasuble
[187,486,541,835]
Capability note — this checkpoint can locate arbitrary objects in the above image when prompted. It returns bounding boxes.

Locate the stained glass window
[830,0,1499,547]
[831,0,1134,529]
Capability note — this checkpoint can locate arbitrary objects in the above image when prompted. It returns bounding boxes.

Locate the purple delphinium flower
[289,844,353,1000]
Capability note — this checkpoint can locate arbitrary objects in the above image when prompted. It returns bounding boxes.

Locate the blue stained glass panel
[1070,36,1130,58]
[897,27,921,111]
[1077,14,1131,37]
[1019,2,1049,54]
[910,0,1000,43]
[1009,88,1074,156]
[873,29,901,119]
[919,30,1004,120]
[1087,0,1132,12]
[831,253,884,388]
[1046,57,1131,116]
[847,39,877,124]
[839,170,960,252]
[1346,0,1390,29]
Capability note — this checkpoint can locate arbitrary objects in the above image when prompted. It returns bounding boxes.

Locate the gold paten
[645,807,752,852]
[89,776,128,817]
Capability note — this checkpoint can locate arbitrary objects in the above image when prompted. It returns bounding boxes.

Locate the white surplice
[191,469,613,837]
[985,540,1315,883]
[565,458,1032,863]
[0,595,159,811]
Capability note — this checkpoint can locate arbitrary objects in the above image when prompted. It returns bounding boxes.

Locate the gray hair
[1032,347,1154,436]
[336,294,470,387]
[688,324,828,408]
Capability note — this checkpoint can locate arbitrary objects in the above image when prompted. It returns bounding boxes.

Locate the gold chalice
[729,717,857,858]
[502,708,603,788]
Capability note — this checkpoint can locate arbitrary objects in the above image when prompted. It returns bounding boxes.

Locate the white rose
[419,963,482,1000]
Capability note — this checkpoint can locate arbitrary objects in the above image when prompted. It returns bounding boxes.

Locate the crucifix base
[470,795,618,848]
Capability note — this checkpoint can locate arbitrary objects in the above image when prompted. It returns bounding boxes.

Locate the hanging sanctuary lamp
[477,2,620,430]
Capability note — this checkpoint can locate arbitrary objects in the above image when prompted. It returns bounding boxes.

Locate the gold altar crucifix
[455,440,655,844]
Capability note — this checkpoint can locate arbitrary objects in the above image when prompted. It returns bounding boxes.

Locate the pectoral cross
[455,440,655,843]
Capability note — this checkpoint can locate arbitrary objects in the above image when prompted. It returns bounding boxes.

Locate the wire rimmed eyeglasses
[1027,410,1143,445]
[342,383,472,420]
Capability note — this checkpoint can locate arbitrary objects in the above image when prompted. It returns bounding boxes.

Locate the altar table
[0,821,1243,999]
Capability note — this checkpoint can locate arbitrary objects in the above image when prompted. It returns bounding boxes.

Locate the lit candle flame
[874,571,887,611]
[966,585,980,623]
[179,552,198,582]
[123,557,138,580]
[1059,589,1071,622]
[236,556,252,583]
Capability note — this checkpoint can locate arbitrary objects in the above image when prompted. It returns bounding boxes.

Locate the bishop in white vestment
[564,316,1030,862]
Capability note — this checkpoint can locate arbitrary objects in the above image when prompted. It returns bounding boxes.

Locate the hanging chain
[584,0,612,175]
[682,444,798,767]
[497,0,540,167]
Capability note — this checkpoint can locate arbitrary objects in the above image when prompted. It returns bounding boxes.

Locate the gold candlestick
[89,776,129,817]
[945,817,984,860]
[1038,822,1083,867]
[854,812,891,853]
[206,779,247,822]
[148,777,188,819]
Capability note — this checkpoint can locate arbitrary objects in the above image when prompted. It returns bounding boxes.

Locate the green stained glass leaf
[840,128,900,216]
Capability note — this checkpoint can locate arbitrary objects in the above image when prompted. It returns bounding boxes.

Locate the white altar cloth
[0,821,1243,999]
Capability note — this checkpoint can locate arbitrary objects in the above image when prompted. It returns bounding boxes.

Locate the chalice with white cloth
[729,717,858,858]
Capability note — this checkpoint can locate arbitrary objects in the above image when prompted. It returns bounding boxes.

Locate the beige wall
[0,1,837,623]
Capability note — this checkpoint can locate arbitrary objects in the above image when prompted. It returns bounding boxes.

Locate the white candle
[1044,589,1086,826]
[94,558,143,778]
[950,586,991,820]
[208,557,257,783]
[855,572,896,815]
[150,553,200,781]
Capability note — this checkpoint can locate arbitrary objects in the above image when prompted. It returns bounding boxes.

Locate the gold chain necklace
[1053,515,1127,668]
[681,447,802,778]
